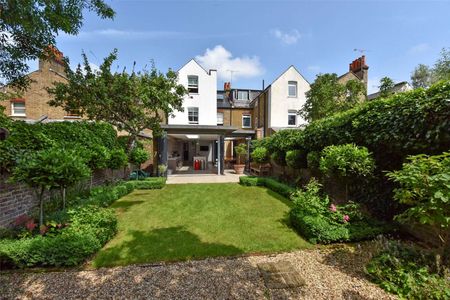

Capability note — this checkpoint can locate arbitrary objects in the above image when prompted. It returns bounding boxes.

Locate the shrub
[130,177,166,189]
[387,151,450,265]
[285,149,307,169]
[306,151,321,171]
[289,179,386,244]
[234,143,248,165]
[271,150,286,166]
[239,176,294,198]
[366,241,450,299]
[129,147,149,168]
[108,148,128,170]
[251,147,269,164]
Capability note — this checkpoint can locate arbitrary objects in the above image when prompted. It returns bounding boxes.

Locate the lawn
[92,183,309,267]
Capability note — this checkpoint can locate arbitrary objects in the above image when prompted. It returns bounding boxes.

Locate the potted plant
[234,143,248,174]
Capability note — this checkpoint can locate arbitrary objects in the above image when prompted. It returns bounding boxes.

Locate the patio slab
[166,169,244,184]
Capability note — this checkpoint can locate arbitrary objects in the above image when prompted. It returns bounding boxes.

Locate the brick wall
[0,168,128,227]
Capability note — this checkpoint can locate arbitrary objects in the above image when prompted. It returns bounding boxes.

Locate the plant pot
[233,164,245,174]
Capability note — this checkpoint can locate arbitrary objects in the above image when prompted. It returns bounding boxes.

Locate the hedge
[239,176,295,199]
[128,177,166,189]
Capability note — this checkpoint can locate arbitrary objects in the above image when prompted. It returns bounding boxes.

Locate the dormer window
[187,75,199,93]
[288,81,297,97]
[236,90,248,100]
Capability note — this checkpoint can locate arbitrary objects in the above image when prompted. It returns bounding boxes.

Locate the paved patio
[166,169,244,184]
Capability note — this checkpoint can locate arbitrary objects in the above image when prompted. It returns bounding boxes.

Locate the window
[288,81,297,97]
[236,90,248,100]
[188,107,199,124]
[11,101,26,116]
[187,75,199,93]
[217,93,224,101]
[288,110,297,126]
[242,114,251,128]
[217,112,224,125]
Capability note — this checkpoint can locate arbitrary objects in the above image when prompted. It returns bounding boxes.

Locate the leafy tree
[108,148,128,181]
[234,143,248,165]
[433,48,450,82]
[11,148,90,225]
[411,64,433,89]
[0,0,114,93]
[378,77,395,98]
[48,50,187,152]
[251,147,269,164]
[387,152,450,266]
[129,147,149,169]
[301,73,366,122]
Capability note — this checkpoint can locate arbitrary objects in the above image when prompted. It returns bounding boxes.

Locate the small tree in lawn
[387,152,450,269]
[129,147,149,179]
[48,50,187,153]
[320,144,375,202]
[108,148,128,182]
[82,145,110,189]
[11,148,90,225]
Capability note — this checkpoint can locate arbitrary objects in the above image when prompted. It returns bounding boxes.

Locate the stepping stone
[258,261,306,289]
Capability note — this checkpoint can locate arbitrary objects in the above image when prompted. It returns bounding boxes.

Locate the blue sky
[46,0,450,94]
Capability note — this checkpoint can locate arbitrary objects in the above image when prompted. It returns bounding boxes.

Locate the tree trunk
[60,187,66,210]
[38,188,45,226]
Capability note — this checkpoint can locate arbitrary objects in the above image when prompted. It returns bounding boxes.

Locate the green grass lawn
[92,183,309,267]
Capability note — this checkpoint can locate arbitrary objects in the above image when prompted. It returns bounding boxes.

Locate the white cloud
[270,29,301,45]
[195,45,264,81]
[307,65,320,72]
[408,43,430,55]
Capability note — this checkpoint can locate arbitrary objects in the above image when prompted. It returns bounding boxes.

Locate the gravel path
[0,244,396,300]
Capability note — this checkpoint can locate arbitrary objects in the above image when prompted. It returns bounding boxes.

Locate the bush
[129,147,149,167]
[306,151,321,171]
[129,177,166,189]
[285,149,307,169]
[239,176,294,198]
[271,150,286,166]
[251,147,269,164]
[289,179,387,244]
[366,241,450,299]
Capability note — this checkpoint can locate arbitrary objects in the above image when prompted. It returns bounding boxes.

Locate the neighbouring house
[367,81,412,100]
[250,65,310,137]
[0,47,80,122]
[337,55,369,94]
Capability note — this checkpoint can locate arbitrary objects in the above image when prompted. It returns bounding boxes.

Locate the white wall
[268,66,310,128]
[169,59,217,126]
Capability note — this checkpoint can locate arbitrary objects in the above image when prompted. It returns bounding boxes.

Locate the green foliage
[271,150,287,166]
[387,152,450,229]
[289,180,387,244]
[85,182,134,207]
[108,148,128,170]
[319,144,375,179]
[0,0,114,90]
[378,77,395,98]
[48,50,187,151]
[251,147,269,164]
[129,147,149,166]
[301,73,366,122]
[433,48,450,82]
[411,64,433,89]
[285,149,307,169]
[366,241,450,299]
[234,143,248,165]
[239,176,295,199]
[129,177,166,190]
[306,151,321,171]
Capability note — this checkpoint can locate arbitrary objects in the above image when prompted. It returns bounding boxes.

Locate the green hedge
[128,177,166,190]
[239,176,295,199]
[0,182,134,268]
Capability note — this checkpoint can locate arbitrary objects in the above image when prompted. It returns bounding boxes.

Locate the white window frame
[11,101,26,117]
[288,110,297,126]
[236,90,249,100]
[187,75,199,94]
[242,114,251,128]
[288,81,297,98]
[217,112,224,125]
[188,107,199,124]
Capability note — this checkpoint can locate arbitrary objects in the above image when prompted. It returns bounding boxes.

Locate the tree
[301,74,366,122]
[48,50,187,152]
[433,48,450,82]
[11,148,90,225]
[108,148,128,181]
[0,0,114,93]
[378,77,395,98]
[411,64,433,89]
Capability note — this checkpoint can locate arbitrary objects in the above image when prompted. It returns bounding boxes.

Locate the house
[0,47,80,122]
[250,65,310,137]
[337,55,369,94]
[367,81,412,100]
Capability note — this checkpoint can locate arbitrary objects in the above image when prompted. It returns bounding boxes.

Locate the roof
[367,81,412,100]
[161,124,238,135]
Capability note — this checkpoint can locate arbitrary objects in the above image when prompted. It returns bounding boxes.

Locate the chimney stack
[349,55,369,91]
[39,45,66,74]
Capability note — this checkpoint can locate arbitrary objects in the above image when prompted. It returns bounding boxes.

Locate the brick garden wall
[0,168,128,227]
